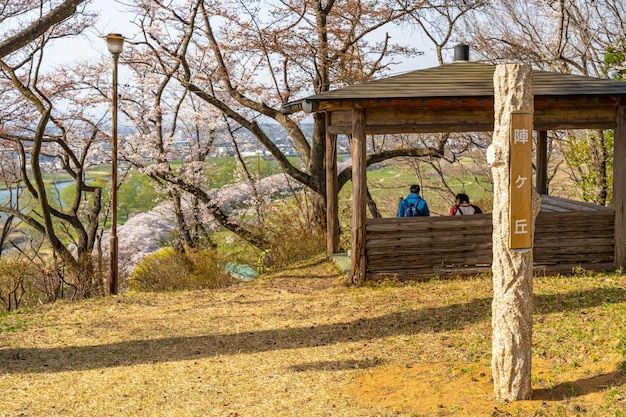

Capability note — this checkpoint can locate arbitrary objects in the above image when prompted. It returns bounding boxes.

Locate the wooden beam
[536,130,548,194]
[615,106,626,268]
[328,124,494,135]
[533,121,616,131]
[534,107,615,123]
[315,95,624,113]
[332,107,494,127]
[325,106,618,135]
[325,112,339,256]
[351,108,367,285]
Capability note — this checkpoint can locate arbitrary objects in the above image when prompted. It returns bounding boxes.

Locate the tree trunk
[589,129,608,205]
[366,188,381,218]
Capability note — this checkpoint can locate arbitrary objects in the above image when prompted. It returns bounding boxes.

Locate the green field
[340,160,493,218]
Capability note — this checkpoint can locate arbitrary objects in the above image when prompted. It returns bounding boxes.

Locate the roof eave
[280,99,321,115]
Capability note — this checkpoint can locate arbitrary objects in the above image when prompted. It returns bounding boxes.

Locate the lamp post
[105,33,124,295]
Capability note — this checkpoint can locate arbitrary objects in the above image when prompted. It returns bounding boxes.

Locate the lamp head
[105,33,125,56]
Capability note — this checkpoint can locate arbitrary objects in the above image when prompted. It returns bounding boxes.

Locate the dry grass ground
[1,257,625,417]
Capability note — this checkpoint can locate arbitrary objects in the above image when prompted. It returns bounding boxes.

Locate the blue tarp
[225,263,259,281]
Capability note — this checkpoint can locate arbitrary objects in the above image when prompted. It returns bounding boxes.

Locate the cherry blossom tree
[0,0,89,58]
[96,0,449,250]
[0,2,106,297]
[121,2,270,248]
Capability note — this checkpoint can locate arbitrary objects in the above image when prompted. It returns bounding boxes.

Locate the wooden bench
[364,195,615,280]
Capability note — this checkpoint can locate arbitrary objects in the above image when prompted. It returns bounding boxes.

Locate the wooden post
[536,130,548,195]
[488,64,537,401]
[325,112,339,256]
[351,107,367,285]
[615,106,626,268]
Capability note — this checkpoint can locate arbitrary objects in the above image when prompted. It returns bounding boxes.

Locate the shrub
[0,257,36,312]
[129,247,233,292]
[0,254,105,311]
[249,198,326,271]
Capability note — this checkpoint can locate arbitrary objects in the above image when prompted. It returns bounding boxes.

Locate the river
[0,181,74,206]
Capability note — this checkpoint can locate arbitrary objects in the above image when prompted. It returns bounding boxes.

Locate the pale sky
[45,0,137,67]
[46,0,437,74]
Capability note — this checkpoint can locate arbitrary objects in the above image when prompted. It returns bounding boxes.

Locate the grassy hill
[1,257,625,416]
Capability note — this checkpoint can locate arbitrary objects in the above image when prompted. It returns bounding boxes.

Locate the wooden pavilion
[282,54,626,283]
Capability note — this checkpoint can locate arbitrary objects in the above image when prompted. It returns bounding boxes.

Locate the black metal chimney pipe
[454,44,470,62]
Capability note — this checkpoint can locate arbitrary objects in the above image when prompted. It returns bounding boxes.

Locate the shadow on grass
[532,369,626,401]
[288,358,384,372]
[1,286,625,377]
[266,256,340,279]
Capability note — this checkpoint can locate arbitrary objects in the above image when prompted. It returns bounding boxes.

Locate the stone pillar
[488,64,539,401]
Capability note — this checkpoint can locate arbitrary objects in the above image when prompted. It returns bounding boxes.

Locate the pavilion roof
[281,62,626,114]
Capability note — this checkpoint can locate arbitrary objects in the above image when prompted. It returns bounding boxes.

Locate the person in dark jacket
[448,193,482,216]
[398,184,430,217]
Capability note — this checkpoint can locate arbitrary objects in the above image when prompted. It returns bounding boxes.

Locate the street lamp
[105,33,124,295]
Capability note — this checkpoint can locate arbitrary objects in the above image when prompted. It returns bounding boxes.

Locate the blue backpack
[404,198,425,217]
[404,203,419,217]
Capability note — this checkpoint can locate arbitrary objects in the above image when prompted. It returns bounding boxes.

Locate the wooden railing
[364,196,615,280]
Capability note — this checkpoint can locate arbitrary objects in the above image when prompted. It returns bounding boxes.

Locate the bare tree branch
[0,0,88,58]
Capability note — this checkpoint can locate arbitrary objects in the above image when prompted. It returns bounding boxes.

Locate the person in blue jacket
[397,184,430,217]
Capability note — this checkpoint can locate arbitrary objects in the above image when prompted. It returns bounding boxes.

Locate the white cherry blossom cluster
[101,172,302,276]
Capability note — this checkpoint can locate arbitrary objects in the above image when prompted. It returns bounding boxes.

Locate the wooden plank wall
[364,201,615,280]
[534,211,615,267]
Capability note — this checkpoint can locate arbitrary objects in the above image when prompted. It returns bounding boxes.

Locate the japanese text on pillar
[509,113,533,249]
